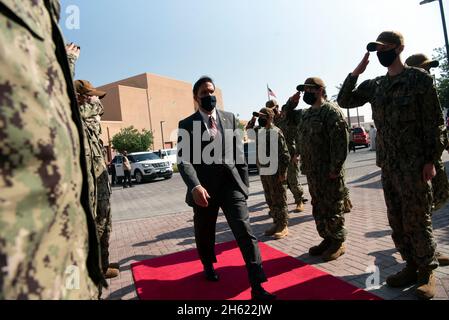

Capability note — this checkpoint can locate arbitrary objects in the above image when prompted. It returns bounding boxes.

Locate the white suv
[110,151,173,184]
[155,148,177,167]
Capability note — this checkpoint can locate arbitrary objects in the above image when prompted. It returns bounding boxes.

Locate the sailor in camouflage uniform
[251,107,291,239]
[405,53,449,268]
[338,31,447,299]
[282,95,352,213]
[65,46,98,224]
[266,100,306,213]
[292,77,349,262]
[405,54,449,208]
[0,0,105,299]
[73,80,118,281]
[66,43,119,282]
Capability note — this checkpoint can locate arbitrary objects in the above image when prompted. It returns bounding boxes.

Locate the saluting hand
[289,92,301,105]
[352,52,370,77]
[192,185,211,208]
[65,43,80,59]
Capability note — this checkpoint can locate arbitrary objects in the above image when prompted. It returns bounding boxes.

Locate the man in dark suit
[177,76,275,300]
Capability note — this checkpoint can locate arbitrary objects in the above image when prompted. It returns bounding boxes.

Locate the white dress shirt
[198,108,218,135]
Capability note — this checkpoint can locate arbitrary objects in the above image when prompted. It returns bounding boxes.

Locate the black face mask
[377,48,398,67]
[258,118,268,128]
[200,95,217,112]
[303,92,317,106]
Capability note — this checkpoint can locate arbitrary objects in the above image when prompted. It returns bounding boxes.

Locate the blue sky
[60,0,447,122]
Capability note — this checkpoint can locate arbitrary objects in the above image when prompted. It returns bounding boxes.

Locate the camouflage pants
[432,159,449,210]
[260,175,288,226]
[343,185,350,201]
[381,169,437,270]
[307,173,347,242]
[95,198,112,273]
[287,161,304,203]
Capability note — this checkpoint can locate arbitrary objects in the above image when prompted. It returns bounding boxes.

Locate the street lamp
[420,0,449,59]
[160,121,165,150]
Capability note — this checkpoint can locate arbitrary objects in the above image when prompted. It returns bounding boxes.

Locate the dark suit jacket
[177,109,249,207]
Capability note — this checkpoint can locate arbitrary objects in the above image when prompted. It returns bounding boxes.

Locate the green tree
[111,126,153,153]
[433,47,449,110]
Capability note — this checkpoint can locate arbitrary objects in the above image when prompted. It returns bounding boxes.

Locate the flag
[267,85,277,98]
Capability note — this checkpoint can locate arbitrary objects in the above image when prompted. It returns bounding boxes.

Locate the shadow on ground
[365,229,391,238]
[348,170,381,185]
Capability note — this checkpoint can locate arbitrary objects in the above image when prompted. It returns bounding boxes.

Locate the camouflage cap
[265,99,279,109]
[367,31,404,52]
[405,53,439,70]
[254,107,275,119]
[297,77,326,92]
[74,80,107,99]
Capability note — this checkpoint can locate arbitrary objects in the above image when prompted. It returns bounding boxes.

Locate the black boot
[251,283,276,301]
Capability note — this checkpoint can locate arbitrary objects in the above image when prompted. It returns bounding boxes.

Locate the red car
[349,127,370,149]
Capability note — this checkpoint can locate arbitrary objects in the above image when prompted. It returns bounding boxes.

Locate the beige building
[97,73,224,161]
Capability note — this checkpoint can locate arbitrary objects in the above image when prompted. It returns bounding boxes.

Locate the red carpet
[131,241,381,300]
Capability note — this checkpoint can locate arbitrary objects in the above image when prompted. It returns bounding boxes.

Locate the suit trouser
[193,171,267,286]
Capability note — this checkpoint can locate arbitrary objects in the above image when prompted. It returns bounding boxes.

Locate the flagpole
[267,84,270,101]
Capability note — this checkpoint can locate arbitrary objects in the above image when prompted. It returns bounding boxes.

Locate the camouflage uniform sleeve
[278,130,291,177]
[294,109,303,155]
[294,109,303,127]
[420,76,448,163]
[66,52,78,79]
[337,73,376,109]
[282,99,302,126]
[288,135,297,157]
[327,107,349,175]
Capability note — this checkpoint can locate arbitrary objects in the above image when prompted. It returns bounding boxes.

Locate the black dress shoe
[204,265,219,282]
[251,288,276,301]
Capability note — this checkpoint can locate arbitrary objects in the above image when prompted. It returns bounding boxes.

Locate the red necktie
[209,116,218,139]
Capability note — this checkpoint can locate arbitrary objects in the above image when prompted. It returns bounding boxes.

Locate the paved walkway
[101,166,449,300]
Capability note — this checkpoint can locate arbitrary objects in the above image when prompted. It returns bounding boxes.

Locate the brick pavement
[102,168,449,300]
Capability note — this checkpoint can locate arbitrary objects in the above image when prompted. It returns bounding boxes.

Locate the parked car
[349,127,370,149]
[155,148,177,167]
[110,151,173,184]
[244,141,258,173]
